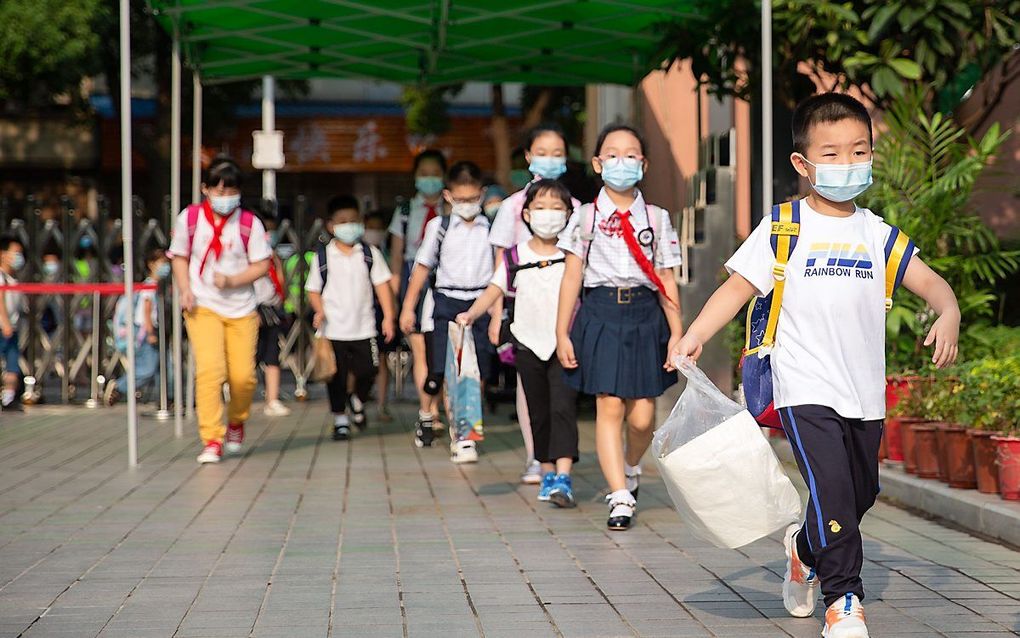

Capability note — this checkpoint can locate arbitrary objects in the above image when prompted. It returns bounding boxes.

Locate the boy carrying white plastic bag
[653,357,801,549]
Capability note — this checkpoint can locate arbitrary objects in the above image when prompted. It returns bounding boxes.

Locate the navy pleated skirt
[564,287,678,399]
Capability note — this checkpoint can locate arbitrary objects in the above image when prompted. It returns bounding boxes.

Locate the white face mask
[527,208,568,239]
[209,194,241,215]
[451,201,481,220]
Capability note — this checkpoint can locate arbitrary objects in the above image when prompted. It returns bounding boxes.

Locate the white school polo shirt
[558,188,682,289]
[388,193,442,263]
[305,242,392,341]
[415,215,493,301]
[167,207,272,318]
[491,241,565,361]
[725,198,919,421]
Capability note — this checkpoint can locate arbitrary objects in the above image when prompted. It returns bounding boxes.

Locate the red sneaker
[197,441,222,464]
[225,422,244,455]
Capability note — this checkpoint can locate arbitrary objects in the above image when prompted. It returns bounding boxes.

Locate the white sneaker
[196,441,222,464]
[264,400,291,417]
[823,594,869,638]
[224,423,244,455]
[783,523,819,617]
[520,459,542,484]
[450,440,479,464]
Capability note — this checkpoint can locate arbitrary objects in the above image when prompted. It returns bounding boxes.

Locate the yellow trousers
[184,307,259,445]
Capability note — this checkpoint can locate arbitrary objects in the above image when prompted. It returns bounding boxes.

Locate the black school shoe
[606,490,636,531]
[333,424,351,441]
[414,419,435,448]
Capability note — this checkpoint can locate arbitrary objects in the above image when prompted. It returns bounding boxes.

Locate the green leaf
[888,58,922,80]
[866,4,899,41]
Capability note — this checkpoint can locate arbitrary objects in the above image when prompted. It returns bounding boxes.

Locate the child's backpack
[314,240,375,296]
[740,200,915,428]
[497,245,566,365]
[185,204,256,272]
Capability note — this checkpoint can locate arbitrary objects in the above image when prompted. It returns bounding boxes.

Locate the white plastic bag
[652,358,801,549]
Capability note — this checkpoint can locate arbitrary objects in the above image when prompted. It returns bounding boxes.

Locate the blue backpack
[740,200,915,427]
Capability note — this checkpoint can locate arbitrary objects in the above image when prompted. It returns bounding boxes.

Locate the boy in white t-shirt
[168,157,272,464]
[307,196,396,441]
[675,94,960,638]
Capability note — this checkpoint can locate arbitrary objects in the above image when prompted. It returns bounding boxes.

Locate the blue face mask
[415,176,444,197]
[156,262,171,279]
[599,157,644,191]
[43,261,60,277]
[10,252,25,270]
[333,222,365,245]
[529,155,567,180]
[799,156,873,203]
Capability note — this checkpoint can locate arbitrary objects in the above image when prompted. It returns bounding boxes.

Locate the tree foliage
[0,0,107,111]
[856,87,1018,371]
[658,0,1019,113]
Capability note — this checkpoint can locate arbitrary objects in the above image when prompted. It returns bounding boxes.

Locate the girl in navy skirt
[556,124,684,531]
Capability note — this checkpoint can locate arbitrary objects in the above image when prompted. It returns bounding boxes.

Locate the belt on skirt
[583,286,656,304]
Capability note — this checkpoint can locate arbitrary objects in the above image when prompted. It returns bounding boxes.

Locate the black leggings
[515,345,579,463]
[326,339,379,414]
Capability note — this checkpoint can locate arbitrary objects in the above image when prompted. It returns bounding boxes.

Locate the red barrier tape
[0,283,158,295]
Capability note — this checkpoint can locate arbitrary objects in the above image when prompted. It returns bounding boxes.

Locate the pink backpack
[185,204,256,254]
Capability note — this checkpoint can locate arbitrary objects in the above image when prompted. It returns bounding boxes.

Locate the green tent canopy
[149,0,698,85]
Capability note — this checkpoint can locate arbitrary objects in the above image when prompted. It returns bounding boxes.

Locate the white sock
[624,461,641,476]
[349,394,363,412]
[334,414,349,427]
[418,410,433,423]
[1,389,14,406]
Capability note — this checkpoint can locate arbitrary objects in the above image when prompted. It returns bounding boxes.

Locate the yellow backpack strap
[761,201,800,349]
[883,226,915,311]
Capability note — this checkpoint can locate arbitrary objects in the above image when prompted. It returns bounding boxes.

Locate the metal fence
[0,195,409,409]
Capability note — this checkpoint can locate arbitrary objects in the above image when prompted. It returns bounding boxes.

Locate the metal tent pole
[171,36,184,437]
[261,75,277,203]
[761,0,773,209]
[119,0,138,468]
[186,71,202,420]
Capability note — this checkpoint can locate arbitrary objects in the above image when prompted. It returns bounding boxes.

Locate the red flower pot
[912,423,940,479]
[900,418,929,475]
[886,375,920,413]
[884,417,904,462]
[993,436,1020,501]
[969,430,1000,495]
[939,424,975,489]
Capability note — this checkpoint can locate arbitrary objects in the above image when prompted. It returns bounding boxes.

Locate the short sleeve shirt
[558,188,682,289]
[725,198,920,420]
[415,216,493,301]
[0,271,23,325]
[489,179,582,249]
[491,241,565,361]
[167,207,272,318]
[388,194,442,263]
[135,279,159,328]
[305,242,391,341]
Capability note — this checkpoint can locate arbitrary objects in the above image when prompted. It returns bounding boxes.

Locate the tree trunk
[521,87,552,131]
[490,84,511,189]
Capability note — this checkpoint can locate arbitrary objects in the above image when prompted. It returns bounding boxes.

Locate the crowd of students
[0,92,964,638]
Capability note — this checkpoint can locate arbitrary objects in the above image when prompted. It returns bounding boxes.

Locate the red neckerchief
[614,206,678,310]
[419,202,438,241]
[198,200,234,275]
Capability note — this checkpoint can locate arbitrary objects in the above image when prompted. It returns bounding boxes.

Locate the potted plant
[887,377,930,473]
[927,372,976,489]
[959,356,1017,495]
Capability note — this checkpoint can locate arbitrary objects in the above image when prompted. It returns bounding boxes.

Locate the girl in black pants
[458,179,579,507]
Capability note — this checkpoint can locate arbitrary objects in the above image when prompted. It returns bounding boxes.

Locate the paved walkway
[0,402,1018,638]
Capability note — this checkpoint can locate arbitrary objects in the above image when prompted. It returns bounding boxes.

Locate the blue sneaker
[537,472,556,502]
[548,474,576,508]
